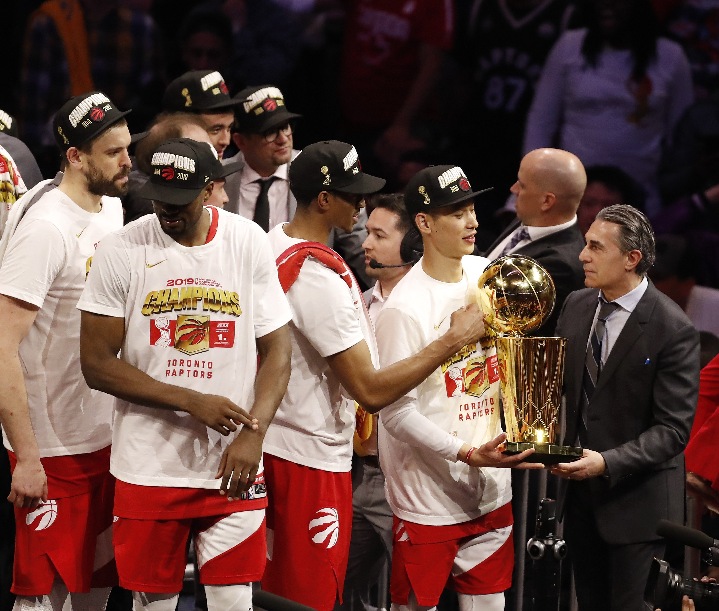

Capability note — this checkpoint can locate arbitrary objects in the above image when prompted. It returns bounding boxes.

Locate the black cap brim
[333,173,386,195]
[197,98,245,112]
[137,180,207,207]
[215,160,242,179]
[70,108,133,150]
[434,186,494,209]
[259,111,303,133]
[130,130,149,144]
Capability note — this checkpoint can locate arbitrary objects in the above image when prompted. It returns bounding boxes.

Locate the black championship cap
[289,140,385,195]
[0,108,18,138]
[53,92,131,151]
[404,165,492,216]
[234,85,302,133]
[163,70,241,113]
[137,138,218,206]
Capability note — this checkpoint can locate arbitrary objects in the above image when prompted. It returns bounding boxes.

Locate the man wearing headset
[341,192,423,611]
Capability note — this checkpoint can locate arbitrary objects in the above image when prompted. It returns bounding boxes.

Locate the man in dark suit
[552,204,700,611]
[482,147,586,334]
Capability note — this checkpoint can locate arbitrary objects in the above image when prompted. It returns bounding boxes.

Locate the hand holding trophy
[477,255,582,464]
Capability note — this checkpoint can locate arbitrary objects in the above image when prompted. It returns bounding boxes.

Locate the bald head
[513,148,587,226]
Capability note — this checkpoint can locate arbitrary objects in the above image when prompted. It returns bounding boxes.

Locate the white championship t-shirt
[77,207,292,488]
[0,189,122,456]
[265,223,379,472]
[376,255,512,526]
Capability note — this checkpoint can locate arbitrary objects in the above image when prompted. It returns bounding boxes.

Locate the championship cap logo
[89,107,105,122]
[263,98,277,112]
[404,164,491,216]
[419,185,430,205]
[138,138,218,207]
[53,91,131,151]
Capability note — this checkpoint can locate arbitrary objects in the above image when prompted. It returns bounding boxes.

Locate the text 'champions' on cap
[289,140,385,196]
[53,91,131,151]
[404,165,493,216]
[137,138,220,206]
[163,70,242,113]
[234,85,302,134]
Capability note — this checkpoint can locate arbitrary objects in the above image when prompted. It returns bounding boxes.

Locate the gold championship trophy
[476,255,582,464]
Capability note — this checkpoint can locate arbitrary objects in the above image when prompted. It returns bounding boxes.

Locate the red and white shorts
[390,503,514,606]
[261,454,352,611]
[113,481,266,594]
[9,447,116,596]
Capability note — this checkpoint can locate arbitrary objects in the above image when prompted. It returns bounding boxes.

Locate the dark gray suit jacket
[483,219,585,334]
[555,282,699,544]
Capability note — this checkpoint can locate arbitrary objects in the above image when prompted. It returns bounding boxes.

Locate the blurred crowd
[3,0,719,268]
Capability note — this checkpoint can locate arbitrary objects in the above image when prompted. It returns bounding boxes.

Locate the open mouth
[160,214,182,225]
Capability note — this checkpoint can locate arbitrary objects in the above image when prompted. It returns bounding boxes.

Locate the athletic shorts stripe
[390,503,514,606]
[113,508,266,593]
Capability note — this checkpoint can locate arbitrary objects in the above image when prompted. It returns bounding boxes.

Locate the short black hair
[366,192,412,235]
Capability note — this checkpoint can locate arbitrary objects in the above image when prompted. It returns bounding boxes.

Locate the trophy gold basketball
[477,255,581,464]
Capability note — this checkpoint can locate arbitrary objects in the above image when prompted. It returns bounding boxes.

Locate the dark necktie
[499,226,530,257]
[579,298,619,444]
[253,176,277,232]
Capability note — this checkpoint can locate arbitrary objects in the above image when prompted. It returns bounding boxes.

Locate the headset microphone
[368,260,413,269]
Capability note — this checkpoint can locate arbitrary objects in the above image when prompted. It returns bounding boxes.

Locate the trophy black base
[503,442,583,465]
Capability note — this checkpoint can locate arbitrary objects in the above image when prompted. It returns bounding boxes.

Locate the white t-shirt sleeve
[251,231,292,338]
[288,260,364,358]
[375,306,464,462]
[0,218,66,308]
[77,235,130,317]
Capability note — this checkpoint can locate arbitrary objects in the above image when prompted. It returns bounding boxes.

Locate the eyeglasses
[263,123,293,143]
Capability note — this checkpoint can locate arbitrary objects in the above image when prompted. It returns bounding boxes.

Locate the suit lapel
[559,290,597,445]
[483,219,519,257]
[567,292,597,399]
[518,225,579,256]
[594,285,656,392]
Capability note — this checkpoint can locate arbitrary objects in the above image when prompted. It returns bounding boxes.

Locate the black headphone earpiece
[399,225,423,265]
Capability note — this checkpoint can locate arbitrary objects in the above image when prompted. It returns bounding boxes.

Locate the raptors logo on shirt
[308,507,340,549]
[443,353,499,398]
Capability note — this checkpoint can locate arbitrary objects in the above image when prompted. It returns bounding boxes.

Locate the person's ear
[541,191,557,212]
[317,191,332,211]
[66,146,82,168]
[203,182,214,202]
[625,249,642,272]
[416,212,431,236]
